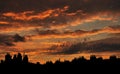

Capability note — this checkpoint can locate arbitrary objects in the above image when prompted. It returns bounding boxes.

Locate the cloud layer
[24,25,120,39]
[1,0,120,12]
[0,0,120,32]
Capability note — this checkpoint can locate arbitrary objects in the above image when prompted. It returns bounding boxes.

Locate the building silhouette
[0,53,120,73]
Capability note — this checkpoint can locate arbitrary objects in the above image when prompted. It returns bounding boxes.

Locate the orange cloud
[1,6,119,32]
[0,26,37,34]
[46,11,119,29]
[3,6,69,21]
[0,21,43,34]
[0,5,119,36]
[0,21,9,24]
[68,12,117,26]
[3,10,54,21]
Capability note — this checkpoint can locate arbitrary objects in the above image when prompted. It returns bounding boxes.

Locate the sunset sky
[0,0,120,64]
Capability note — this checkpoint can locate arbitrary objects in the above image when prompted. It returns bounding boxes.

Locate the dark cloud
[0,34,14,46]
[111,33,120,37]
[49,37,120,54]
[59,42,86,54]
[0,0,63,13]
[13,34,25,42]
[0,24,12,29]
[108,25,120,29]
[0,0,120,13]
[0,34,25,46]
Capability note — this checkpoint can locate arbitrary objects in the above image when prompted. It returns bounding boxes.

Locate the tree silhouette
[0,52,120,73]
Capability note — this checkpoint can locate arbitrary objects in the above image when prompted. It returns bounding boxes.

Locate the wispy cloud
[3,10,54,21]
[2,6,69,21]
[25,25,120,39]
